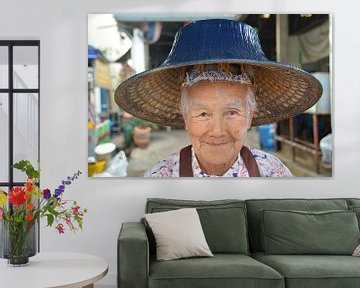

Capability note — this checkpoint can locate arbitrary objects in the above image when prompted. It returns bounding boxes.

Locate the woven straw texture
[115,61,322,128]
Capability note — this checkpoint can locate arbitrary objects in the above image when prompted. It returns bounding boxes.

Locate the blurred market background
[87,14,332,177]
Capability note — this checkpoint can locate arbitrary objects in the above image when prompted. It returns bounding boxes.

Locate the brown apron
[179,145,261,177]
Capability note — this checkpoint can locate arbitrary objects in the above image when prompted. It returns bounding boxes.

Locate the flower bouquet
[0,160,87,266]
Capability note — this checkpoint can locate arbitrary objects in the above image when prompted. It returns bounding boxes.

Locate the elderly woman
[115,19,322,177]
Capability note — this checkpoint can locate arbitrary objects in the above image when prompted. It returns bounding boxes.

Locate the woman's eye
[198,112,209,117]
[226,110,239,116]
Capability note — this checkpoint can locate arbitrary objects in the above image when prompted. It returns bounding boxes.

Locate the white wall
[1,0,360,286]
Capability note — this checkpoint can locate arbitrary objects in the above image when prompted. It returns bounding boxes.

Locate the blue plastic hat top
[161,19,268,67]
[115,19,322,128]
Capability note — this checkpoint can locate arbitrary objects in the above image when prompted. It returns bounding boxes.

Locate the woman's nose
[209,115,225,136]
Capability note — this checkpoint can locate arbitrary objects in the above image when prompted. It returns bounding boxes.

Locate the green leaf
[12,160,30,170]
[47,214,54,227]
[12,160,40,180]
[45,205,60,217]
[75,216,83,230]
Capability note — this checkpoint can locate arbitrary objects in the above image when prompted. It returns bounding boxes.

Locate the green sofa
[118,198,360,288]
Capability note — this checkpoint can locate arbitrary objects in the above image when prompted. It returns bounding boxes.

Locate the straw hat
[115,19,322,128]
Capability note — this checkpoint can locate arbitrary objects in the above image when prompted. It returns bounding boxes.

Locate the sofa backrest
[348,198,360,228]
[245,198,350,252]
[145,198,249,255]
[348,198,360,207]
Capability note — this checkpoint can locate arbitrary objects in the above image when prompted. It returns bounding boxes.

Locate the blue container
[257,124,275,152]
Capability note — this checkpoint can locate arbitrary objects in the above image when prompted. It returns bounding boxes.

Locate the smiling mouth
[206,142,229,146]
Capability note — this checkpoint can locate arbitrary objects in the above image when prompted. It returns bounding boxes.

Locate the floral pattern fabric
[144,147,292,177]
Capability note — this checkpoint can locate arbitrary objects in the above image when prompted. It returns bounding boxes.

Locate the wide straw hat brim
[115,19,322,128]
[115,59,322,128]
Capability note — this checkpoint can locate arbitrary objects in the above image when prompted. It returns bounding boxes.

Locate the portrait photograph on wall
[87,14,332,178]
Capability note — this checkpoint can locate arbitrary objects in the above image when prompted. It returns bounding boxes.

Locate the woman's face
[183,81,253,173]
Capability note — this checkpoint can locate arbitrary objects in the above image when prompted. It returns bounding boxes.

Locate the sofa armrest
[118,222,149,288]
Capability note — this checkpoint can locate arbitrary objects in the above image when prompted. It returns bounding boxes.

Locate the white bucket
[94,142,116,166]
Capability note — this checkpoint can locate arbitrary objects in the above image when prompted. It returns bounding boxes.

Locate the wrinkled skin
[183,81,253,176]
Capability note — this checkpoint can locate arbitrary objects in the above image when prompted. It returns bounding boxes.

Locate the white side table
[0,252,108,288]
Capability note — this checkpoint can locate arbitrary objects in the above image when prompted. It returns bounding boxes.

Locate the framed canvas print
[87,14,332,178]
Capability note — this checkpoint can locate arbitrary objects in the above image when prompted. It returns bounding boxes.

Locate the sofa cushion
[252,252,360,288]
[149,254,284,288]
[246,198,349,252]
[146,198,249,254]
[348,198,360,207]
[349,205,360,228]
[145,208,213,261]
[261,209,359,255]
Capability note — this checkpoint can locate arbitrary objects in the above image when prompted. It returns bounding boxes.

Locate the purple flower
[43,189,51,200]
[54,189,63,199]
[54,171,82,199]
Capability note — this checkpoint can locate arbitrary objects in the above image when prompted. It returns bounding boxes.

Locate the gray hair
[179,84,257,117]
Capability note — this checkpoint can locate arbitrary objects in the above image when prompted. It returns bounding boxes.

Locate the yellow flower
[0,190,7,206]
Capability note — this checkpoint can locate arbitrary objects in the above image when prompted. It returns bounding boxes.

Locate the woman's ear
[247,112,254,129]
[182,114,189,131]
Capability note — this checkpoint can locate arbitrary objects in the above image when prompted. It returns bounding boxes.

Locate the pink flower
[56,223,65,234]
[65,214,71,225]
[0,208,3,220]
[72,205,80,214]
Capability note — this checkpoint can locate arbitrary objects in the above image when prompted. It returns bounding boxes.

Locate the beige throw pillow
[353,244,360,256]
[145,208,213,261]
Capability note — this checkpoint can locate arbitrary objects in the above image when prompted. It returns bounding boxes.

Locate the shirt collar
[191,147,243,177]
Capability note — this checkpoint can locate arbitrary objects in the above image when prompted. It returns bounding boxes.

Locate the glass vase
[0,220,37,266]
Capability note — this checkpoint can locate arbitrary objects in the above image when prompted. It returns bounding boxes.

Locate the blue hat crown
[161,19,268,67]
